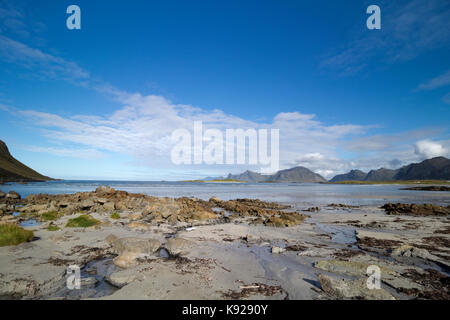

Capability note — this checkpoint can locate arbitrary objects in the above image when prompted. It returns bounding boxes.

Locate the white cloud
[418,70,450,90]
[2,87,370,178]
[414,140,449,159]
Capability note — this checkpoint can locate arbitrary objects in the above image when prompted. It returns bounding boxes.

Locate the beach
[0,182,449,300]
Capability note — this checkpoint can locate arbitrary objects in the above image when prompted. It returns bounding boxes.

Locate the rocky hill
[329,169,367,183]
[265,166,326,183]
[226,166,326,183]
[329,157,450,182]
[0,140,52,183]
[394,157,450,180]
[226,170,267,182]
[364,168,399,181]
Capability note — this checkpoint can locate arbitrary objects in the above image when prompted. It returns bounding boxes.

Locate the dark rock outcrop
[364,168,399,181]
[226,166,326,183]
[0,140,53,182]
[329,157,450,182]
[265,166,327,183]
[381,203,450,216]
[329,170,367,183]
[394,157,450,180]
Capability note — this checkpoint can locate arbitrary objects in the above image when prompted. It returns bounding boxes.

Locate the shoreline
[0,186,449,300]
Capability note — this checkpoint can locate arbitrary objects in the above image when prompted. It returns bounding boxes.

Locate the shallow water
[20,219,40,227]
[1,180,449,208]
[50,258,118,299]
[313,222,356,244]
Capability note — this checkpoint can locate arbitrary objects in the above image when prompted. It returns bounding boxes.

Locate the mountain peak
[329,156,450,182]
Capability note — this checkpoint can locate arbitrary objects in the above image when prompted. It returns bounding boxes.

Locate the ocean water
[1,180,449,208]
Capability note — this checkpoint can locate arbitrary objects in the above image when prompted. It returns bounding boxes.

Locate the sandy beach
[0,186,449,300]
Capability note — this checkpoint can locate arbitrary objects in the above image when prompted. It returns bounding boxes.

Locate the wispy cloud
[443,93,450,105]
[320,0,450,75]
[418,70,450,90]
[0,35,90,85]
[23,146,105,160]
[5,93,369,177]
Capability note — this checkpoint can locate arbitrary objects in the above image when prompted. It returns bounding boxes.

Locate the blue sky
[0,0,449,180]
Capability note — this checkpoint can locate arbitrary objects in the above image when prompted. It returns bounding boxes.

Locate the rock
[391,245,431,259]
[209,196,221,203]
[402,186,450,191]
[327,203,359,209]
[112,237,160,269]
[314,259,395,278]
[114,251,141,269]
[26,204,47,213]
[128,212,143,221]
[167,214,179,224]
[79,199,95,210]
[381,203,450,216]
[390,245,450,268]
[314,258,423,292]
[271,246,286,254]
[318,274,396,300]
[264,212,308,228]
[297,248,335,257]
[81,277,98,287]
[94,198,108,205]
[128,222,150,231]
[115,201,128,211]
[95,186,116,195]
[165,238,192,256]
[6,191,20,200]
[112,237,161,256]
[106,269,141,288]
[103,202,115,211]
[105,234,118,245]
[191,210,217,221]
[0,191,5,198]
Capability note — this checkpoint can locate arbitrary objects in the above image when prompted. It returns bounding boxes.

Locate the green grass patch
[0,224,34,247]
[110,212,120,219]
[46,225,60,231]
[41,211,59,221]
[66,215,100,228]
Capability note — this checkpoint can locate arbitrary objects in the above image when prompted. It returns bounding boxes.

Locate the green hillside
[0,140,52,182]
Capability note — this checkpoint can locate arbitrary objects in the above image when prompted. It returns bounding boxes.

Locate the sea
[1,180,449,209]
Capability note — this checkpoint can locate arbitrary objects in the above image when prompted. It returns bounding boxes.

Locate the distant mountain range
[329,157,450,182]
[0,140,52,183]
[226,166,326,183]
[2,137,449,184]
[222,156,450,183]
